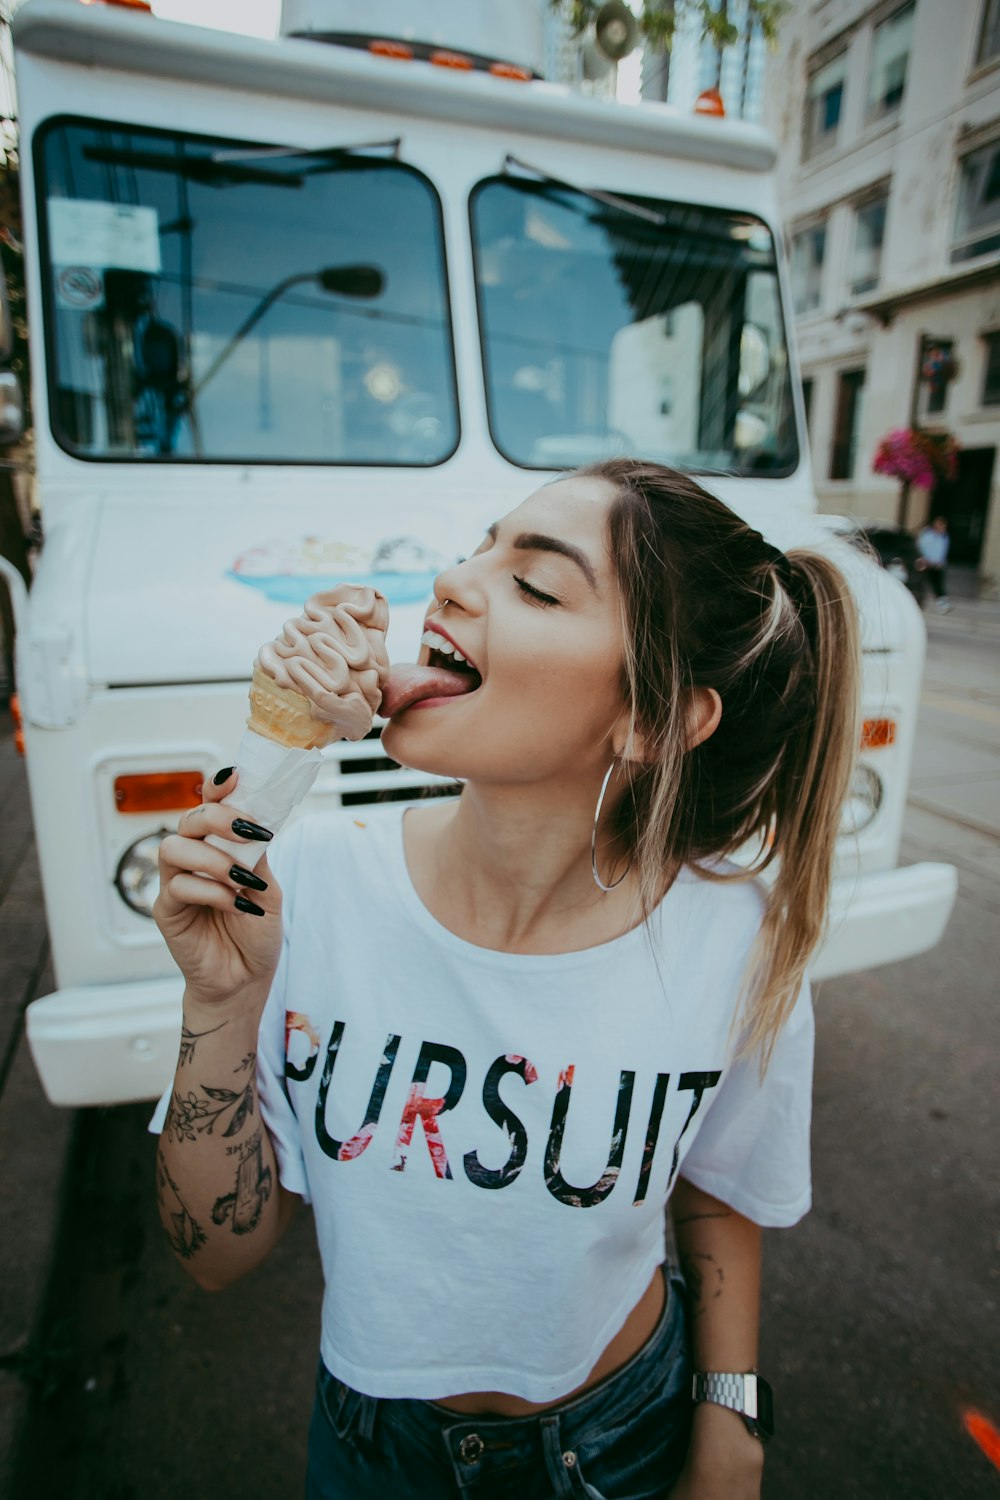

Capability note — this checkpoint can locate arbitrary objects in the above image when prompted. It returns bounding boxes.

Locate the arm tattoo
[673,1209,734,1228]
[156,1146,207,1259]
[680,1250,725,1321]
[165,1054,257,1142]
[179,1018,228,1067]
[212,1127,272,1236]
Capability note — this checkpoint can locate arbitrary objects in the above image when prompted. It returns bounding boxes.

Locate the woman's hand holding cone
[153,769,283,1010]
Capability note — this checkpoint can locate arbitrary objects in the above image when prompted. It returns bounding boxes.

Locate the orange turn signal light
[861,718,896,750]
[81,0,153,10]
[431,49,475,71]
[369,39,413,59]
[694,88,726,117]
[8,694,24,756]
[114,771,203,814]
[489,62,533,81]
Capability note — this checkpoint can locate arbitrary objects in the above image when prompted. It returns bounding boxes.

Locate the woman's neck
[404,778,642,955]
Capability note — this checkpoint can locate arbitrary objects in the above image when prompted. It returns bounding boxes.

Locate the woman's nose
[433,557,477,611]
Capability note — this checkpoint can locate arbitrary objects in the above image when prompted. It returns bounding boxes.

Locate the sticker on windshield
[48,199,162,275]
[228,536,445,607]
[55,267,105,312]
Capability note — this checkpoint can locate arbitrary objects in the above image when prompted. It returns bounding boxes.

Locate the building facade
[764,0,1000,590]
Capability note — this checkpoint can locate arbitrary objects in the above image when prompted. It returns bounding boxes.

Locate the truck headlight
[114,831,167,917]
[840,763,882,837]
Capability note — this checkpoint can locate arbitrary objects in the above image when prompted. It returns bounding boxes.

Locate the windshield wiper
[502,154,667,227]
[210,138,403,174]
[82,147,306,189]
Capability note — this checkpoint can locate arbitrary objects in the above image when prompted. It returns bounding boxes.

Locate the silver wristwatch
[691,1371,774,1442]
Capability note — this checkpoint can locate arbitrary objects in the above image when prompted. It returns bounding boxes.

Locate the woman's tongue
[380,663,479,717]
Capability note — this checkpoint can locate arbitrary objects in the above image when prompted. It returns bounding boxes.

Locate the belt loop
[356,1392,379,1445]
[331,1380,357,1441]
[540,1412,577,1497]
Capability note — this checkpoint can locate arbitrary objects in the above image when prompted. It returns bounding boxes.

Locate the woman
[153,459,860,1499]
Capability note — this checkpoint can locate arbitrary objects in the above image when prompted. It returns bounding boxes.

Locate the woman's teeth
[422,629,467,664]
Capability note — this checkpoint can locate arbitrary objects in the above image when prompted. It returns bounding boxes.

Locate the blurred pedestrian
[916,516,953,613]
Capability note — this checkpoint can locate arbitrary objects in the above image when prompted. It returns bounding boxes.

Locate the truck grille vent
[329,725,459,807]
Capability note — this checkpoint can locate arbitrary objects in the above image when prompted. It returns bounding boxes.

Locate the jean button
[563,1451,577,1468]
[459,1433,485,1465]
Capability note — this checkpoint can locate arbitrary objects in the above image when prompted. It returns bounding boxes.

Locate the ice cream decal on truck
[229,536,446,608]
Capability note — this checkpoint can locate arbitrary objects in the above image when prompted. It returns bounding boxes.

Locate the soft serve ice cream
[209,586,390,868]
[252,586,390,745]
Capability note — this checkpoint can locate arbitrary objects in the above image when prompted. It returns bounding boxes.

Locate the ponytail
[586,457,862,1072]
[737,551,861,1069]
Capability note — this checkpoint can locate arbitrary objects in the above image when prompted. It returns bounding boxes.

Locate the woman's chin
[380,719,465,782]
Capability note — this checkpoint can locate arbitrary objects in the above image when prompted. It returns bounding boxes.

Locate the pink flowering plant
[873,427,959,489]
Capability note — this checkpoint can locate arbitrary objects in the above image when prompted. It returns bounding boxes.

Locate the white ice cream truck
[3,0,956,1107]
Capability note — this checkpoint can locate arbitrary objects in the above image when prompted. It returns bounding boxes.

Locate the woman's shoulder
[673,860,769,944]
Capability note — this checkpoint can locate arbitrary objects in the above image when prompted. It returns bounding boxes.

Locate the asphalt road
[3,602,999,1499]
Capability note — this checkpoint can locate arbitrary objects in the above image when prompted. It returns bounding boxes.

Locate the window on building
[866,4,915,121]
[953,139,1000,262]
[804,54,846,160]
[922,339,955,416]
[982,332,1000,403]
[790,223,827,314]
[976,0,1000,66]
[849,194,889,295]
[800,377,814,434]
[830,368,866,480]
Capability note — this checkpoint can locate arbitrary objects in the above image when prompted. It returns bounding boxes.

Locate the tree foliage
[553,0,790,55]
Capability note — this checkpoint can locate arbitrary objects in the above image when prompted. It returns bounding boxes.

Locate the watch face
[754,1377,774,1437]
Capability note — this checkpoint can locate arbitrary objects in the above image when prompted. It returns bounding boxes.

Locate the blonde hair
[586,459,861,1070]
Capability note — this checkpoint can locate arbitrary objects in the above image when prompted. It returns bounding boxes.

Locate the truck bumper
[810,860,957,982]
[26,861,958,1107]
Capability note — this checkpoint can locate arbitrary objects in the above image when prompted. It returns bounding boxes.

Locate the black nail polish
[213,766,236,786]
[230,864,268,892]
[231,818,273,842]
[234,894,265,917]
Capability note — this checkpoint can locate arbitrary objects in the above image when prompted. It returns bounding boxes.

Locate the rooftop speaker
[594,1,640,62]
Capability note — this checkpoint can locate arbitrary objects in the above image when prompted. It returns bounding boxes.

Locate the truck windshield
[471,177,798,475]
[37,120,459,465]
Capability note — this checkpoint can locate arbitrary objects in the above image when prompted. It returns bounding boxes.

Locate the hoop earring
[591,760,634,893]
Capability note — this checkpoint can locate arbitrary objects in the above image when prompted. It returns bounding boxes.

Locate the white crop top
[158,805,815,1403]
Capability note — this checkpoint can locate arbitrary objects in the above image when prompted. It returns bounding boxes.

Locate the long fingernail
[234,894,265,917]
[230,864,268,892]
[213,765,236,786]
[231,818,273,842]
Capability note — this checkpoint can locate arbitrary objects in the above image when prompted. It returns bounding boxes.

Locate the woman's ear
[685,687,722,750]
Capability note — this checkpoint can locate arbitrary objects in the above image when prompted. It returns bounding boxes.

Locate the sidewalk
[0,705,71,1482]
[922,595,1000,642]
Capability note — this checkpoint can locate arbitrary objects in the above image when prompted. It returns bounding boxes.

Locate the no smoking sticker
[56,267,105,311]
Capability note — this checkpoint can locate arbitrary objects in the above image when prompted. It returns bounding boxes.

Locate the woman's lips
[380,663,480,718]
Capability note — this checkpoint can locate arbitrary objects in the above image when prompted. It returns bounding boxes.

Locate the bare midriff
[430,1267,666,1417]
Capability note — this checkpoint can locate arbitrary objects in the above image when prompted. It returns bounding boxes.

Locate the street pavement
[0,601,998,1498]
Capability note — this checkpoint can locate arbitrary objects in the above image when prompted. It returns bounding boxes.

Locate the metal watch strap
[691,1372,773,1441]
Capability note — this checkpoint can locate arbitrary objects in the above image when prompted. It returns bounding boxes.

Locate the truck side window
[37,119,459,466]
[470,177,797,478]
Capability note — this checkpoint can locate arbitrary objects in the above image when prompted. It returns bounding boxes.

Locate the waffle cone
[247,666,336,750]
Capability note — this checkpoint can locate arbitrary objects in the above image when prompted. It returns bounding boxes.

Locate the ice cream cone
[247,665,336,750]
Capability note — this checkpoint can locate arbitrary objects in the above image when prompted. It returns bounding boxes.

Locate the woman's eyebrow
[486,522,597,590]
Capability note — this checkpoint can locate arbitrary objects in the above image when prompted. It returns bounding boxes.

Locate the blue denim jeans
[306,1268,692,1499]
